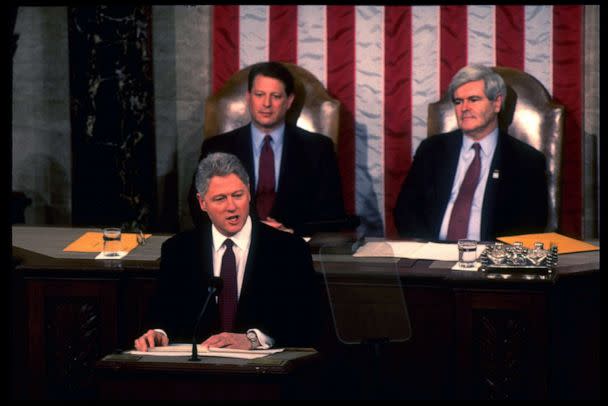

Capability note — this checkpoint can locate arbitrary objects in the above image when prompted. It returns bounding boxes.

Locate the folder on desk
[497,232,599,254]
[63,231,151,253]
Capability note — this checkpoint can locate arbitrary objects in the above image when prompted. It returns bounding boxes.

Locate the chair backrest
[203,62,340,149]
[427,66,564,231]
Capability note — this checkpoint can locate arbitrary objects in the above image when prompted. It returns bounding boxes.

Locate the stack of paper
[354,241,486,261]
[128,344,284,359]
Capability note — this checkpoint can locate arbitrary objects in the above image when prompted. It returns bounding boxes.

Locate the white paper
[127,344,284,360]
[353,241,425,258]
[354,241,487,262]
[451,261,482,271]
[95,251,129,260]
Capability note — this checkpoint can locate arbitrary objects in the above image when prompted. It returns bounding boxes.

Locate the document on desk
[127,344,284,359]
[354,241,486,261]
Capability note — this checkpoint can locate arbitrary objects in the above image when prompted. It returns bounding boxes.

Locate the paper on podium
[354,241,486,261]
[497,232,599,254]
[127,344,284,359]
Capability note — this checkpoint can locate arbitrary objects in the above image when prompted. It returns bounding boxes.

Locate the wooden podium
[95,348,321,400]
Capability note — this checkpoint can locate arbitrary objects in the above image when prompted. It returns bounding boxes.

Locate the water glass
[457,239,478,268]
[102,228,122,257]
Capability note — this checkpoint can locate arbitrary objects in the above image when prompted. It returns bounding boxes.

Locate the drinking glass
[457,239,477,268]
[102,228,122,257]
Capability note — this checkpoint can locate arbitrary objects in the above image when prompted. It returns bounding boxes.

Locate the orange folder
[63,232,151,253]
[497,232,599,254]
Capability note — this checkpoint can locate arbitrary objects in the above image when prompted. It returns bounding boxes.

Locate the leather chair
[427,66,564,231]
[203,62,340,149]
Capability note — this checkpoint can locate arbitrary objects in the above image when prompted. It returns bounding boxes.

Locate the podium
[95,348,321,400]
[12,226,600,399]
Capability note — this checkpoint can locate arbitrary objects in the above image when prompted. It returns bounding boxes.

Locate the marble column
[68,6,156,230]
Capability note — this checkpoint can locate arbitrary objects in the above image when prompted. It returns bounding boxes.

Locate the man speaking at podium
[135,152,319,351]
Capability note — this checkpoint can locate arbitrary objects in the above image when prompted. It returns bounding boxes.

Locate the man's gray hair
[195,152,250,197]
[447,64,506,110]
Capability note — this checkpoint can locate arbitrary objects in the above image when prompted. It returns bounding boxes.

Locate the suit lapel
[197,225,215,283]
[272,124,297,217]
[480,130,506,240]
[434,132,463,230]
[236,124,256,193]
[276,124,295,196]
[236,219,260,323]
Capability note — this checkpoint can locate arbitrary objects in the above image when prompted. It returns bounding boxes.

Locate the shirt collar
[462,127,499,158]
[211,215,252,253]
[251,123,285,153]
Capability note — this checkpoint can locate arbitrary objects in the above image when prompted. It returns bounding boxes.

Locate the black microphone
[189,276,223,361]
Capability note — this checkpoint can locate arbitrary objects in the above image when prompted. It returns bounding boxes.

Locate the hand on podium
[134,329,169,352]
[201,332,251,350]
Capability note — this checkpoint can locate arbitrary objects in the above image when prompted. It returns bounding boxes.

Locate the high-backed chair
[427,66,564,231]
[203,62,340,149]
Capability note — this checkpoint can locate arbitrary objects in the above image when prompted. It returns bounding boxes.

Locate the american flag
[211,5,584,238]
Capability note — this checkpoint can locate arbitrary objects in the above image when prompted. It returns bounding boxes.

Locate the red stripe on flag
[212,5,239,93]
[269,5,297,63]
[327,6,356,215]
[440,6,468,96]
[553,5,583,238]
[384,6,412,238]
[496,5,525,70]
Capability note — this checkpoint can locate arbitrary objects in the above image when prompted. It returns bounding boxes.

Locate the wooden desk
[10,226,600,399]
[95,349,321,400]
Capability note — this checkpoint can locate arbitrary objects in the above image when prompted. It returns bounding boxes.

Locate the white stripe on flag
[468,5,495,66]
[297,5,327,87]
[240,5,269,68]
[412,6,440,156]
[355,5,385,236]
[525,5,553,93]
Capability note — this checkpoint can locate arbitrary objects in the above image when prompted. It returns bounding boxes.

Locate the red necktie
[256,135,276,220]
[218,239,237,332]
[447,143,481,240]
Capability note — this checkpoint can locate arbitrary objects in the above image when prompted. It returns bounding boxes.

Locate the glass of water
[102,228,122,257]
[457,239,478,268]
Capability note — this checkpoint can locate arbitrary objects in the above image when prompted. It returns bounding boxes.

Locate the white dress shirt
[210,216,273,348]
[439,129,499,241]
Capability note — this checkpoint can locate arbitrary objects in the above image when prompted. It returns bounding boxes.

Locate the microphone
[189,276,223,361]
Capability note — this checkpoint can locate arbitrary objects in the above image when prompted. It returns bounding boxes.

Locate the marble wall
[68,6,157,230]
[583,5,600,239]
[152,5,212,231]
[12,7,71,225]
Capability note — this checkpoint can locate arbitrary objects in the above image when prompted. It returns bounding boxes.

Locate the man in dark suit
[394,64,548,241]
[135,152,319,351]
[189,61,346,235]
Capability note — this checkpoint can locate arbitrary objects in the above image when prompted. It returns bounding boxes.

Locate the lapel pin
[492,169,500,179]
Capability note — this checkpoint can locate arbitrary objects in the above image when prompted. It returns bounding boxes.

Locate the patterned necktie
[447,143,482,240]
[256,135,276,220]
[218,239,237,332]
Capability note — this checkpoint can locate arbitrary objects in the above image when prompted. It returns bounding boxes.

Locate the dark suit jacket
[189,123,347,234]
[149,219,320,348]
[394,129,548,241]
